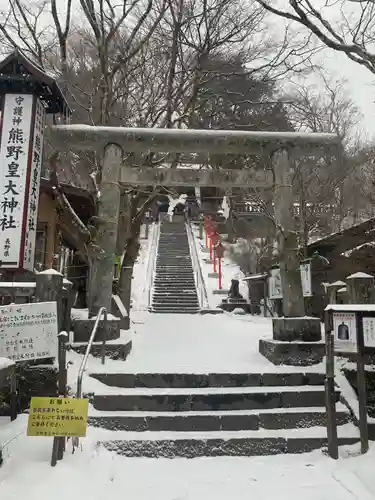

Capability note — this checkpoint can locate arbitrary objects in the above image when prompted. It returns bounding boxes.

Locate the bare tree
[286,73,363,246]
[256,0,375,75]
[0,0,324,320]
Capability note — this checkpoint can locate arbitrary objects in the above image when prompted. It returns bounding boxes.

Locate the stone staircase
[151,216,200,314]
[87,371,359,457]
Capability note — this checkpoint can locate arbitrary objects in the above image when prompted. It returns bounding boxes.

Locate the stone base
[273,317,321,342]
[70,341,132,361]
[212,289,229,295]
[259,339,325,366]
[219,298,250,313]
[208,272,219,278]
[72,318,121,343]
[199,308,224,315]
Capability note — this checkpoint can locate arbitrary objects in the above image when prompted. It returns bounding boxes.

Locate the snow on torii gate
[50,125,341,317]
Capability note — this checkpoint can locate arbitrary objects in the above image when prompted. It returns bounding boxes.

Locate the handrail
[76,307,107,400]
[145,221,160,309]
[185,218,210,309]
[143,221,155,308]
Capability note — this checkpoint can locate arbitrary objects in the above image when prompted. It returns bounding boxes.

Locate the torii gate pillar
[271,148,321,345]
[87,143,122,316]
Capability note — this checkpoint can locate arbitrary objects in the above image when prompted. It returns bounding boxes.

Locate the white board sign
[300,262,312,297]
[333,312,357,353]
[363,317,375,348]
[269,268,282,299]
[0,94,45,270]
[0,302,58,362]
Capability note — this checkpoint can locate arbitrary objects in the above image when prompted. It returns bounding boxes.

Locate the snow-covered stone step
[95,423,359,457]
[152,296,198,301]
[89,371,325,388]
[151,308,200,314]
[91,385,339,412]
[88,405,350,432]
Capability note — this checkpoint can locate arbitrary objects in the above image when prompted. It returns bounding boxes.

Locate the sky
[320,49,375,141]
[0,0,375,139]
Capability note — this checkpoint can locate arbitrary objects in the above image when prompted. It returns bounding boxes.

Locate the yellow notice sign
[27,397,89,438]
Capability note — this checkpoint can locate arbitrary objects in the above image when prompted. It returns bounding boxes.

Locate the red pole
[209,237,212,260]
[218,257,222,289]
[213,247,217,272]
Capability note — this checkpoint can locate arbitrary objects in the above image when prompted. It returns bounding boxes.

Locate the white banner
[269,263,313,299]
[23,98,45,270]
[269,267,282,299]
[0,94,44,270]
[300,262,312,297]
[0,301,58,362]
[194,186,201,207]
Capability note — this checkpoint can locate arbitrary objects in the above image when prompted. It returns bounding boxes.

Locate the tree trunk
[88,143,122,317]
[116,192,131,256]
[118,225,141,319]
[273,148,305,318]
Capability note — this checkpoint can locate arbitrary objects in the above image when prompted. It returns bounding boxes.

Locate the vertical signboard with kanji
[0,93,45,271]
[24,98,45,270]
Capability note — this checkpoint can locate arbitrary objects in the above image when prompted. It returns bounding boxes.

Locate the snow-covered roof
[325,304,375,312]
[0,357,15,370]
[346,272,374,279]
[242,274,267,281]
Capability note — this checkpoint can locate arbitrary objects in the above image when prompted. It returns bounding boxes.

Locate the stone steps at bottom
[88,371,359,457]
[88,405,350,432]
[95,425,359,458]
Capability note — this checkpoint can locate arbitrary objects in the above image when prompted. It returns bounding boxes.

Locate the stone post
[346,272,375,304]
[337,286,348,304]
[35,269,64,330]
[272,148,305,317]
[326,281,346,304]
[62,278,74,333]
[270,149,321,344]
[88,143,122,316]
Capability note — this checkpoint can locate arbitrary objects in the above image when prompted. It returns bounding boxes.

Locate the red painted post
[218,257,222,289]
[213,247,217,272]
[209,237,212,260]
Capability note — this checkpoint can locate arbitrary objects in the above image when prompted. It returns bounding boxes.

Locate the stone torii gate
[50,126,340,330]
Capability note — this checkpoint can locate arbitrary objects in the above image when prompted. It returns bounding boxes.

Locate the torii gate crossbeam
[51,125,340,157]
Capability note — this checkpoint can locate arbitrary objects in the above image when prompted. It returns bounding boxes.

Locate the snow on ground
[1,222,375,499]
[1,414,375,500]
[65,310,324,399]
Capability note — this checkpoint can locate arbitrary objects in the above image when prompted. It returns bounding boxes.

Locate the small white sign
[300,262,312,297]
[333,312,357,353]
[0,302,58,362]
[269,267,282,299]
[363,317,375,348]
[268,264,312,299]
